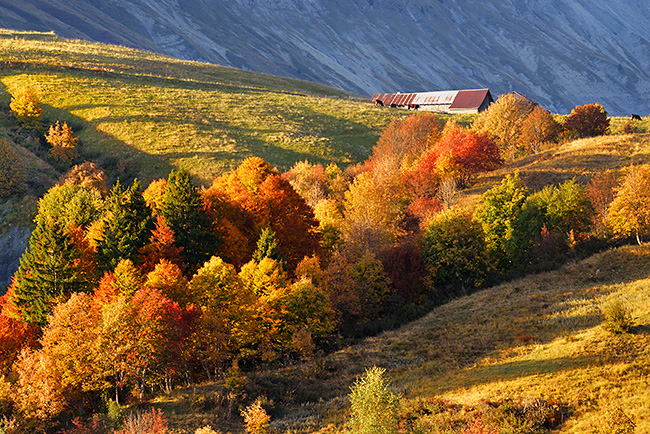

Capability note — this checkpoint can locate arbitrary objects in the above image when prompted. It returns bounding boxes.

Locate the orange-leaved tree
[563,103,610,138]
[46,121,79,162]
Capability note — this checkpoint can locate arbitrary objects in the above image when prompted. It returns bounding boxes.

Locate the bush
[601,300,633,334]
[46,121,79,162]
[241,398,270,434]
[592,406,635,434]
[348,366,399,434]
[113,408,169,434]
[563,103,610,138]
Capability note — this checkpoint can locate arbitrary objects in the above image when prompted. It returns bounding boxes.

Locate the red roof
[449,89,493,109]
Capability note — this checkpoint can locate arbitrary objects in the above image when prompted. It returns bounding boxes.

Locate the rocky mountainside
[1,0,650,114]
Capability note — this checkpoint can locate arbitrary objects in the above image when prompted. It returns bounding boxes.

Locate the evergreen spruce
[252,228,284,265]
[98,179,155,271]
[11,217,96,326]
[161,169,219,273]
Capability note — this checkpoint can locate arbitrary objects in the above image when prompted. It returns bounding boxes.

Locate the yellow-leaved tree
[607,165,650,244]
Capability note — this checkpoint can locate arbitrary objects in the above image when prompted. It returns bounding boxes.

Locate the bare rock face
[0,226,30,294]
[0,0,649,115]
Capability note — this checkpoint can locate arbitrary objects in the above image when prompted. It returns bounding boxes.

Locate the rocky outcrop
[0,226,30,294]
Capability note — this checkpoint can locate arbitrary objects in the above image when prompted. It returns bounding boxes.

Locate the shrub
[58,415,108,434]
[601,300,633,334]
[592,406,635,434]
[241,398,270,434]
[113,408,169,434]
[59,161,109,196]
[563,103,610,138]
[348,366,399,434]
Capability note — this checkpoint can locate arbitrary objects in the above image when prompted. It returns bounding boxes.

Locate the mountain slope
[0,30,400,186]
[1,0,650,115]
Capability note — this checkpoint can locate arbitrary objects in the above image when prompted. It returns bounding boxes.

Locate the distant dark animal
[631,114,642,121]
[375,99,384,106]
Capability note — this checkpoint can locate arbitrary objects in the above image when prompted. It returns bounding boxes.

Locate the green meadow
[0,29,403,186]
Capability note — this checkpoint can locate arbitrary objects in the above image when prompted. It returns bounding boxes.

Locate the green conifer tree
[98,179,154,271]
[252,228,284,265]
[11,217,96,326]
[161,169,219,273]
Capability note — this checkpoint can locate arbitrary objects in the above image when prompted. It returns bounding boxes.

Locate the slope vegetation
[0,29,401,186]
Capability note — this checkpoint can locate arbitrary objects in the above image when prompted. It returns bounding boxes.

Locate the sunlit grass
[0,30,404,185]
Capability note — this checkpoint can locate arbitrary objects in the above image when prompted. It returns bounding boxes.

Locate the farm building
[371,89,494,114]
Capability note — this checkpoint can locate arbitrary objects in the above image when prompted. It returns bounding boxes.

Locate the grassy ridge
[0,30,403,185]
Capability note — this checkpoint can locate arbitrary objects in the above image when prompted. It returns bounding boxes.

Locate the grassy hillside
[150,243,650,434]
[0,29,403,186]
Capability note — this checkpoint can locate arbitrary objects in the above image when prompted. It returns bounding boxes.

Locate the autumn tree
[97,180,155,271]
[13,348,68,428]
[143,178,167,215]
[420,123,502,188]
[138,216,183,274]
[284,161,328,208]
[46,121,79,162]
[321,252,360,330]
[161,169,219,273]
[586,171,618,238]
[342,171,405,257]
[39,293,107,403]
[189,256,257,365]
[260,280,334,357]
[368,112,443,175]
[205,157,321,272]
[608,165,650,244]
[10,86,43,129]
[239,257,288,297]
[349,253,392,319]
[0,139,24,197]
[473,92,537,161]
[423,209,489,296]
[145,260,190,307]
[519,106,561,153]
[58,161,109,196]
[563,103,610,138]
[0,290,39,376]
[314,198,344,253]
